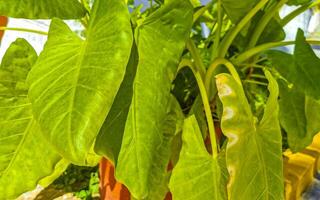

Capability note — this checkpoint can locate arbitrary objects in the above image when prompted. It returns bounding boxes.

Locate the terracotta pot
[0,16,8,41]
[99,158,173,200]
[99,158,130,200]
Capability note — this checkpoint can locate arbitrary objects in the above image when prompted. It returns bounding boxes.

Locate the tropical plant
[0,0,320,199]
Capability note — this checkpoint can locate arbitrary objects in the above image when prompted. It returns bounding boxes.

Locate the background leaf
[115,0,193,198]
[268,29,320,100]
[0,39,62,199]
[0,0,86,19]
[27,0,133,164]
[169,115,222,200]
[221,0,259,23]
[278,80,320,152]
[216,71,284,200]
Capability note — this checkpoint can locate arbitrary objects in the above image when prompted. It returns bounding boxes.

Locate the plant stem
[81,0,91,11]
[193,3,211,23]
[244,79,268,86]
[250,74,267,79]
[233,40,320,64]
[218,0,270,57]
[178,59,219,158]
[0,26,48,35]
[211,0,222,60]
[186,39,206,79]
[247,0,287,49]
[280,0,320,27]
[205,58,242,94]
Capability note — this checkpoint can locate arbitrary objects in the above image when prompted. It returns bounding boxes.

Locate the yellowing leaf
[216,71,284,200]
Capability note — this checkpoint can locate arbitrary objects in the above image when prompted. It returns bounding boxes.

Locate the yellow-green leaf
[27,0,133,165]
[115,0,193,198]
[216,70,284,200]
[0,39,62,199]
[169,115,223,200]
[0,0,86,19]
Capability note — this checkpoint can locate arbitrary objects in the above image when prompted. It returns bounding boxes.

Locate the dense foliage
[0,0,320,199]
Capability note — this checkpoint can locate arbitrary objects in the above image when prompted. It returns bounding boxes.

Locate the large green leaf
[268,29,320,100]
[115,0,193,198]
[169,115,223,200]
[94,43,139,163]
[147,95,185,200]
[278,80,320,152]
[216,71,284,199]
[27,0,133,165]
[0,39,62,199]
[221,0,258,23]
[0,0,86,19]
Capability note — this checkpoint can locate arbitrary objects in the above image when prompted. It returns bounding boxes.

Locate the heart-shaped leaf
[0,39,62,199]
[27,0,133,164]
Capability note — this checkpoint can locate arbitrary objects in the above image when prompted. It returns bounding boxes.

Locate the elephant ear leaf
[94,42,139,164]
[27,0,133,165]
[278,80,320,152]
[0,0,86,19]
[221,0,259,23]
[268,29,320,100]
[0,39,62,199]
[169,115,223,200]
[216,70,284,200]
[115,0,193,198]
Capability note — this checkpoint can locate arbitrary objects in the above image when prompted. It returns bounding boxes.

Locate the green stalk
[186,39,207,79]
[178,59,219,158]
[233,40,320,64]
[218,0,270,57]
[81,0,91,11]
[244,79,268,86]
[247,0,287,49]
[211,0,222,60]
[281,0,320,27]
[0,27,48,35]
[205,58,242,94]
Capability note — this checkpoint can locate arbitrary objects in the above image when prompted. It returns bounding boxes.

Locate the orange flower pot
[99,158,173,200]
[99,158,130,200]
[0,16,8,41]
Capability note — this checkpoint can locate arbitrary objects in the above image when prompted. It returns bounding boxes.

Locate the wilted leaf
[27,0,133,164]
[216,71,284,199]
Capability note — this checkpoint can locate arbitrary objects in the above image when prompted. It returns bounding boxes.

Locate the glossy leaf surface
[278,81,320,152]
[0,39,61,199]
[0,0,86,19]
[169,115,222,200]
[27,0,133,164]
[115,0,193,198]
[216,71,284,200]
